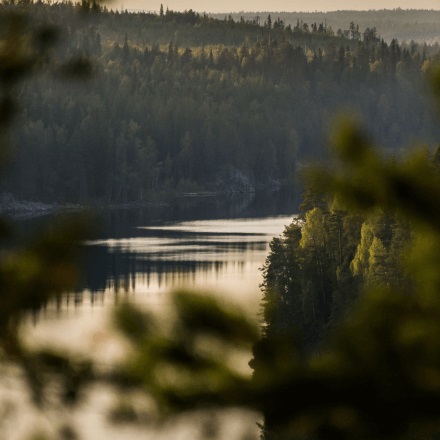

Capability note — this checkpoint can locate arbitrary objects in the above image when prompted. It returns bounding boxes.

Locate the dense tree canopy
[111,125,440,440]
[5,4,440,440]
[2,1,439,204]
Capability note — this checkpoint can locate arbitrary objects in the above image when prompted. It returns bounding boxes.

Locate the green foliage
[0,2,95,426]
[251,119,440,439]
[109,117,440,440]
[5,5,440,440]
[2,2,439,204]
[350,221,373,277]
[114,291,259,413]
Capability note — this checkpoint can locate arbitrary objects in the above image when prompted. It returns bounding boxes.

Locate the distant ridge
[209,9,440,42]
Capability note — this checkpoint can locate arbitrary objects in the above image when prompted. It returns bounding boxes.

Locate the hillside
[211,9,440,43]
[3,3,440,204]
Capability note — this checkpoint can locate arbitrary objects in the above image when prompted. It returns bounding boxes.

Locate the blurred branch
[0,2,95,418]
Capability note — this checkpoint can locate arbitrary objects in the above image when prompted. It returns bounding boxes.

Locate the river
[31,190,299,318]
[10,190,299,440]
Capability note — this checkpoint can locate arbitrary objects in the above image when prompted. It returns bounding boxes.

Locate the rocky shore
[0,193,82,219]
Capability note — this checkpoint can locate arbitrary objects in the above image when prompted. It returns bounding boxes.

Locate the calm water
[24,190,299,352]
[84,215,295,310]
[15,191,298,440]
[45,189,301,315]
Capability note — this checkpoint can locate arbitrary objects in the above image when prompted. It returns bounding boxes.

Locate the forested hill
[211,10,440,44]
[4,2,440,204]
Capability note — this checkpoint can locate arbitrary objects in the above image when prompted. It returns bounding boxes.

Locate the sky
[123,0,440,12]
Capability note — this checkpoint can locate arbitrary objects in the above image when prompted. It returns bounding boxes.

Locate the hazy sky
[123,0,440,12]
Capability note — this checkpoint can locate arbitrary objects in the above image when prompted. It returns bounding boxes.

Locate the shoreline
[0,190,268,219]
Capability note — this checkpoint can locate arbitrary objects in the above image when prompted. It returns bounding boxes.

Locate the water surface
[27,191,299,347]
[59,190,301,313]
[83,215,296,311]
[19,192,298,440]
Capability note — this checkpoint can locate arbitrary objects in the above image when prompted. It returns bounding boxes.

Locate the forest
[246,111,440,438]
[3,3,440,440]
[3,1,440,204]
[213,9,440,44]
[260,165,415,350]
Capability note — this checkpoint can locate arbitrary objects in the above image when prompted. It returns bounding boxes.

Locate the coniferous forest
[260,175,413,351]
[5,3,440,440]
[3,1,440,204]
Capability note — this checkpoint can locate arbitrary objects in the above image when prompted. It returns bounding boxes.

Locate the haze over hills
[120,7,440,43]
[124,0,440,13]
[209,9,440,43]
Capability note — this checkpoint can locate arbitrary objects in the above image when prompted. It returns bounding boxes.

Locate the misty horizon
[116,1,440,14]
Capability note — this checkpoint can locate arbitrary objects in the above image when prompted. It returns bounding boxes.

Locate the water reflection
[79,216,295,310]
[21,190,300,316]
[16,193,298,440]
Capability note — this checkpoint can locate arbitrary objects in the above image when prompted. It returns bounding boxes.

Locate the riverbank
[0,185,298,220]
[0,193,83,219]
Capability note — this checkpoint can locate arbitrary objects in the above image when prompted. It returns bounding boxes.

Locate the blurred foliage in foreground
[0,5,97,438]
[5,4,440,440]
[114,117,440,440]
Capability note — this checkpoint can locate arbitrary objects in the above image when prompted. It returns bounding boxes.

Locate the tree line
[257,143,440,437]
[4,5,440,440]
[216,9,440,44]
[2,1,440,204]
[260,178,417,351]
